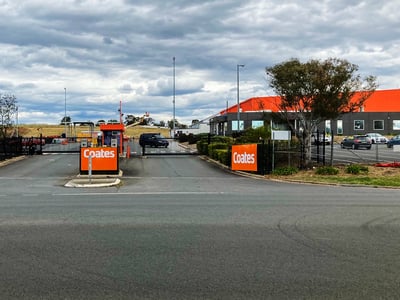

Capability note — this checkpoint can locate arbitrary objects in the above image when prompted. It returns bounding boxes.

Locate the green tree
[0,94,17,138]
[168,119,187,129]
[60,116,71,125]
[124,114,136,125]
[236,125,271,144]
[266,58,377,165]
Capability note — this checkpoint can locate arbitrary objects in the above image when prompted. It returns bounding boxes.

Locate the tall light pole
[237,64,245,131]
[64,87,67,137]
[172,56,176,138]
[16,106,18,137]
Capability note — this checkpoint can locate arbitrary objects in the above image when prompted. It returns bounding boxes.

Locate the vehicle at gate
[340,135,372,150]
[365,133,388,144]
[387,135,400,148]
[139,133,169,148]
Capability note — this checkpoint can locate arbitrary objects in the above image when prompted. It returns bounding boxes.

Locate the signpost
[88,154,92,183]
[271,130,291,171]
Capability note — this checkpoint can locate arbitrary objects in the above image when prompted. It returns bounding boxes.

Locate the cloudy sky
[1,0,399,125]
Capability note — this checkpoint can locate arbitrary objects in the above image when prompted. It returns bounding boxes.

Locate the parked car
[387,135,400,148]
[340,135,372,150]
[365,133,388,144]
[139,133,169,148]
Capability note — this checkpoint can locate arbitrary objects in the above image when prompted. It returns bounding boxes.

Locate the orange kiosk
[79,123,126,175]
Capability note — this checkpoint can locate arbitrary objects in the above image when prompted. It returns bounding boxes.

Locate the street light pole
[16,106,18,137]
[64,87,67,137]
[173,56,176,138]
[236,64,245,131]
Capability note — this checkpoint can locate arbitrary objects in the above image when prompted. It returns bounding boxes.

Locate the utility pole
[237,64,245,131]
[173,56,176,138]
[64,88,67,137]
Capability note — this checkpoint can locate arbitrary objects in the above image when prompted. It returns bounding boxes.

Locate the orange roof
[221,96,282,114]
[362,89,400,112]
[219,89,400,115]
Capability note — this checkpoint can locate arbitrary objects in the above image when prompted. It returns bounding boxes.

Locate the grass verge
[268,165,400,188]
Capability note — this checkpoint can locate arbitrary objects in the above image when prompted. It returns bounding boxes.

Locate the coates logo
[231,144,258,171]
[232,152,255,164]
[83,149,116,159]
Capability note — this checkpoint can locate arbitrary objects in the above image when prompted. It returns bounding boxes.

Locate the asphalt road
[1,153,400,299]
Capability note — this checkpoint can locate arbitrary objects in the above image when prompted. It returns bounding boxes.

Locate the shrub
[315,166,339,175]
[178,133,189,143]
[187,133,198,144]
[211,136,232,144]
[346,164,369,175]
[235,126,271,143]
[197,141,209,155]
[215,149,230,166]
[208,143,229,160]
[272,166,299,176]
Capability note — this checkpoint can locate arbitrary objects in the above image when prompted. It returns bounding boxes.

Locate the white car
[365,133,388,144]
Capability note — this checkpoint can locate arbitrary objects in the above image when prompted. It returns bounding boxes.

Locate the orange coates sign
[231,144,258,171]
[80,147,118,172]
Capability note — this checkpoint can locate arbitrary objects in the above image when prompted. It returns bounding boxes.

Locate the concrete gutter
[0,155,27,167]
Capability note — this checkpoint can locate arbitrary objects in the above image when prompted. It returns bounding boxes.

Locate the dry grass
[278,165,398,178]
[18,124,171,138]
[269,164,400,187]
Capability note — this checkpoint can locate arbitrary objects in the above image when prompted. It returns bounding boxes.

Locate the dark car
[340,135,372,150]
[387,135,400,148]
[139,133,169,148]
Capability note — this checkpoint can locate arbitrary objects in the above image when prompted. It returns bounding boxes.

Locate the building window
[337,120,343,135]
[232,120,244,131]
[373,120,384,130]
[325,120,331,134]
[393,120,400,130]
[354,120,364,130]
[252,120,264,129]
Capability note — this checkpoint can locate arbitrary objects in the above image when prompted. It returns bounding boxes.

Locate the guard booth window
[103,131,120,147]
